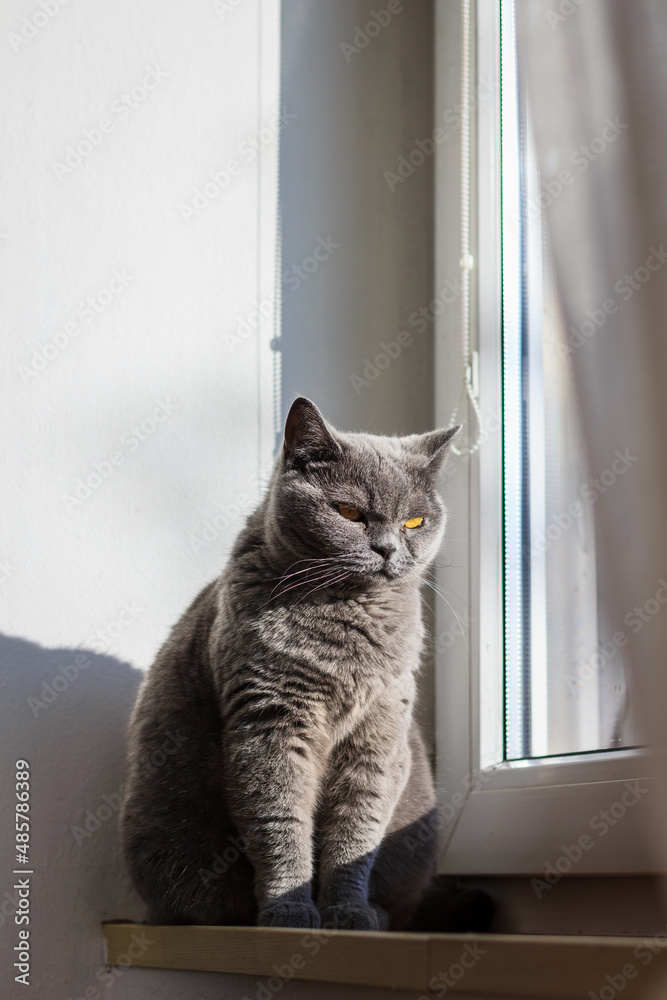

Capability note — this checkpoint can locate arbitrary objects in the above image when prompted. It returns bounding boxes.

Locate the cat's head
[266,397,459,587]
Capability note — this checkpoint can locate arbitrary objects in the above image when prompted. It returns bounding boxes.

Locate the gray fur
[121,397,460,931]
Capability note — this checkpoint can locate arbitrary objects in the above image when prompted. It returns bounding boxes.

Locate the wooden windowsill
[104,922,667,997]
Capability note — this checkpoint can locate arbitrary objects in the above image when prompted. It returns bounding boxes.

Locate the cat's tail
[407,875,494,933]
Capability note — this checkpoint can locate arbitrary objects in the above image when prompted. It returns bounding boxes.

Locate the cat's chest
[221,587,423,727]
[286,597,420,735]
[275,592,420,674]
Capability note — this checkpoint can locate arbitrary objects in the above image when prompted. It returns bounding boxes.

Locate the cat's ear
[283,397,341,467]
[409,425,461,471]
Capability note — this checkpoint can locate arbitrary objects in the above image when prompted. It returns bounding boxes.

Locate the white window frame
[433,0,657,877]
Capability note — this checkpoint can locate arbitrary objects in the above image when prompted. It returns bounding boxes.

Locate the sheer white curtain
[516,0,667,892]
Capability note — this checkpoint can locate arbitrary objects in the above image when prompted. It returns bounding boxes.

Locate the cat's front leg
[224,720,323,929]
[316,710,411,931]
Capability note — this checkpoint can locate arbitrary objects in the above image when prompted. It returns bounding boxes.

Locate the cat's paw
[257,901,321,929]
[320,902,388,931]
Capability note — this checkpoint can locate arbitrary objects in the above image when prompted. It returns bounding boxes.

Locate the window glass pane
[501,0,639,759]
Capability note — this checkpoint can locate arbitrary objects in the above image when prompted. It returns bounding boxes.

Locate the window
[500,1,639,761]
[434,0,654,875]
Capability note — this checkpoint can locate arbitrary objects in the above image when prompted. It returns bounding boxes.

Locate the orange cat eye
[338,504,362,521]
[404,516,423,529]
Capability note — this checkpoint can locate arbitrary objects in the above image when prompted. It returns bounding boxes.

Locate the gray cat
[121,397,492,932]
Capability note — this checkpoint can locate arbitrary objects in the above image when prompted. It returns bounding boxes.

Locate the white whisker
[420,578,470,656]
[297,570,351,604]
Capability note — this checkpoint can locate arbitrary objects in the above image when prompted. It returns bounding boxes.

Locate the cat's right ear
[283,397,341,467]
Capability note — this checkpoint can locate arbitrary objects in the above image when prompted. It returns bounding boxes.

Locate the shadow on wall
[0,634,146,999]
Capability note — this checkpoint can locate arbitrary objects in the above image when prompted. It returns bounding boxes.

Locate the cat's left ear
[410,425,461,471]
[283,396,342,467]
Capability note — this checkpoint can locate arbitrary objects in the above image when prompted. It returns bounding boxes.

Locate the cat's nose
[371,540,397,561]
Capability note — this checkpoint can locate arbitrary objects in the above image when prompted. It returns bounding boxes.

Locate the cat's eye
[338,504,362,521]
[404,516,424,529]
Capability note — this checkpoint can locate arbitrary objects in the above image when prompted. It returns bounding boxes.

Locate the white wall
[0,1,437,998]
[1,0,279,669]
[1,0,278,996]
